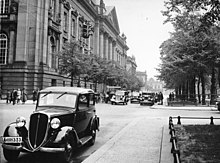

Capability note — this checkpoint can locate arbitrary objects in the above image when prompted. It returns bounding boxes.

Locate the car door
[74,93,95,137]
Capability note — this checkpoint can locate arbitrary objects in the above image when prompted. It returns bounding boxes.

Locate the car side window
[78,94,89,108]
[89,94,95,105]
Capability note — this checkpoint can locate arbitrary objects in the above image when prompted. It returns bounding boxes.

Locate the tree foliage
[159,0,220,103]
[57,41,142,91]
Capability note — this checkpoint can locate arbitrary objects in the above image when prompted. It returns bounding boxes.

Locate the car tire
[3,148,20,162]
[61,136,77,163]
[88,127,96,146]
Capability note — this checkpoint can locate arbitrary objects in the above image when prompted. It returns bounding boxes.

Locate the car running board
[79,136,92,146]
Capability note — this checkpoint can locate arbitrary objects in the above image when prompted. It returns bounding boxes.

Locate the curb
[82,117,141,163]
[159,126,173,163]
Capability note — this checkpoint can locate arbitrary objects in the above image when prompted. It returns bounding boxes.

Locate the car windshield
[115,91,125,96]
[142,93,154,97]
[132,92,139,96]
[38,92,77,108]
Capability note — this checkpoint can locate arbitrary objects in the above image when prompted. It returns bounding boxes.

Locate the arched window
[0,0,9,14]
[0,33,8,64]
[50,37,56,68]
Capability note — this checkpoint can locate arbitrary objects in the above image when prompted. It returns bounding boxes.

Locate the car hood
[34,106,75,117]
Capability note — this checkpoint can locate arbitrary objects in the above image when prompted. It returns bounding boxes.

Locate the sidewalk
[151,103,218,111]
[83,104,218,163]
[0,100,35,105]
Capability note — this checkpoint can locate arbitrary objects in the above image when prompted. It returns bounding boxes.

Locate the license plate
[0,136,22,143]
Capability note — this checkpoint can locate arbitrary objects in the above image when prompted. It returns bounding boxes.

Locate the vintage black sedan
[1,87,100,162]
[140,92,155,106]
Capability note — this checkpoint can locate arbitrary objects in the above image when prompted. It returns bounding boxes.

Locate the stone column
[112,40,116,61]
[94,20,100,56]
[8,26,15,64]
[99,31,104,58]
[109,38,112,61]
[104,33,108,59]
[41,0,49,65]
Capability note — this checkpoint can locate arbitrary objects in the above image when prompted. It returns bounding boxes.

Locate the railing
[168,116,220,163]
[169,117,180,163]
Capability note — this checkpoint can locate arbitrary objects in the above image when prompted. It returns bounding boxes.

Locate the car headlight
[50,118,60,129]
[16,117,26,127]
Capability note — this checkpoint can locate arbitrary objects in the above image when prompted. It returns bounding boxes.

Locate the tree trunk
[201,72,206,105]
[84,77,87,88]
[197,77,201,103]
[71,72,74,87]
[218,67,220,87]
[210,67,217,105]
[77,76,81,87]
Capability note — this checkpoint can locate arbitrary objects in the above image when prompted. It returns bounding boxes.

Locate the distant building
[147,78,164,93]
[136,71,147,91]
[126,55,137,76]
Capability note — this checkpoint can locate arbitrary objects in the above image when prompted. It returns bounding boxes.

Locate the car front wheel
[61,136,77,163]
[3,148,20,162]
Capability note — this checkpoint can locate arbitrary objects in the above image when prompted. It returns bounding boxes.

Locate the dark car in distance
[140,92,155,106]
[1,87,100,162]
[130,92,141,103]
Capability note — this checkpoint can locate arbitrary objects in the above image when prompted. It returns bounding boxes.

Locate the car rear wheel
[88,127,96,146]
[3,148,20,162]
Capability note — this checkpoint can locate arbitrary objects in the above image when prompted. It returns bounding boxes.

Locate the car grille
[29,113,48,149]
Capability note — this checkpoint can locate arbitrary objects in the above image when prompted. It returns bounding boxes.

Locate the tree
[159,0,220,104]
[57,41,90,87]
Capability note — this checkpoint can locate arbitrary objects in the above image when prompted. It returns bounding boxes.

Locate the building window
[50,0,56,19]
[50,37,56,69]
[71,18,76,37]
[0,0,9,14]
[51,79,57,86]
[0,33,8,64]
[64,12,68,31]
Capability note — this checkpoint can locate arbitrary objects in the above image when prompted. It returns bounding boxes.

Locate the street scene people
[21,88,27,104]
[11,89,17,105]
[158,92,164,105]
[6,90,11,104]
[17,88,21,104]
[33,88,39,104]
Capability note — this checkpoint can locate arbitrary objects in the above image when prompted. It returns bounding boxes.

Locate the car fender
[89,116,100,131]
[54,126,79,144]
[3,123,28,138]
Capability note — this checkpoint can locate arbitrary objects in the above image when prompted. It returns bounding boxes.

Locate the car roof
[40,86,94,95]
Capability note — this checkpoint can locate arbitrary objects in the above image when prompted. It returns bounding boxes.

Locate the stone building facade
[136,71,147,91]
[0,0,129,96]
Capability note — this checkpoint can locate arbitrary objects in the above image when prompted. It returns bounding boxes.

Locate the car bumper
[140,101,154,105]
[2,144,65,153]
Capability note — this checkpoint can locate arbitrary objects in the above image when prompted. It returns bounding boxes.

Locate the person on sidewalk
[21,88,27,104]
[33,88,39,104]
[12,89,17,105]
[159,92,164,105]
[6,89,11,104]
[17,88,21,104]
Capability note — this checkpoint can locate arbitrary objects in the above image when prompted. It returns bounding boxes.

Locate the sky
[103,0,174,79]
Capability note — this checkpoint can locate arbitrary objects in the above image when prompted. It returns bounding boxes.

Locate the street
[0,101,220,163]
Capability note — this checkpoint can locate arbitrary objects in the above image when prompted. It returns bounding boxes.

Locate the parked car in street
[110,90,128,105]
[130,91,141,103]
[140,92,155,106]
[1,86,100,162]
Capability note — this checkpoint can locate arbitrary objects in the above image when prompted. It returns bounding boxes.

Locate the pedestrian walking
[158,92,164,105]
[12,89,17,105]
[33,88,39,104]
[17,88,21,104]
[6,90,11,104]
[21,88,27,104]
